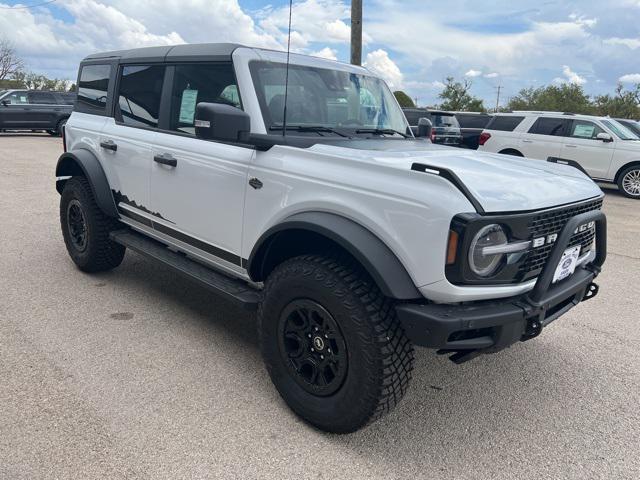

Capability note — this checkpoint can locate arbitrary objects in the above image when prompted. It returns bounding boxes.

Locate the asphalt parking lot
[1,133,639,480]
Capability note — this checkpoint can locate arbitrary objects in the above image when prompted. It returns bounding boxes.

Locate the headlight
[468,224,508,277]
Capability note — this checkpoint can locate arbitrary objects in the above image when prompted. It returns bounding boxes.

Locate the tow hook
[582,282,599,301]
[521,318,543,341]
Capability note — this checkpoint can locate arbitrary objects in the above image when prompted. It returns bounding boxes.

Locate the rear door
[521,117,570,159]
[149,62,253,272]
[561,119,614,178]
[26,91,59,128]
[0,91,30,129]
[100,64,165,221]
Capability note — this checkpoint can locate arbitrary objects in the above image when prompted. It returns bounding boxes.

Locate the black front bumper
[396,210,607,363]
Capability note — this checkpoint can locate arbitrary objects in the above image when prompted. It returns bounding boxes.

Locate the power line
[0,0,58,9]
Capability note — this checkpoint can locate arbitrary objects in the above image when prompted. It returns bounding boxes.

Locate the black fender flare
[55,149,118,218]
[247,212,422,300]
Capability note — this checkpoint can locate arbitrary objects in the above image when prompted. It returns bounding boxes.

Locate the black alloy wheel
[278,299,348,396]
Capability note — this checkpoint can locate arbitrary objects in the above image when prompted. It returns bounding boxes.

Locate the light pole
[350,0,362,66]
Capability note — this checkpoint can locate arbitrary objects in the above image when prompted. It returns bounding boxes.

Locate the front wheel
[618,165,640,199]
[60,176,126,272]
[258,254,414,433]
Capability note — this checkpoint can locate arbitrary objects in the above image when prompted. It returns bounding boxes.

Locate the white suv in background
[478,112,640,198]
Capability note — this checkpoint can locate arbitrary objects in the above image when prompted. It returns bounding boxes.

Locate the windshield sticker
[179,89,198,124]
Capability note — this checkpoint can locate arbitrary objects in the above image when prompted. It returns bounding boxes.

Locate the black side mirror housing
[1,100,9,106]
[417,117,433,139]
[195,103,250,143]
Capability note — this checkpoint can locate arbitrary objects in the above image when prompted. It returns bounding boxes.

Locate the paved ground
[1,133,639,480]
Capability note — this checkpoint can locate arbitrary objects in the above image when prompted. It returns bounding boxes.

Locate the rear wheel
[618,165,640,199]
[258,254,414,433]
[54,118,67,137]
[499,149,523,157]
[60,176,125,272]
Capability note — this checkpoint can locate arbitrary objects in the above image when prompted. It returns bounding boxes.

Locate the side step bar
[109,229,261,310]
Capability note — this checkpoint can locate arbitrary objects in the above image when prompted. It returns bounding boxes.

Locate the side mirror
[195,103,250,143]
[417,117,433,139]
[596,132,613,143]
[0,100,9,106]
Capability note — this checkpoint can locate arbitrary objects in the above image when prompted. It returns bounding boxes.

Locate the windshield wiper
[355,128,409,138]
[269,125,349,138]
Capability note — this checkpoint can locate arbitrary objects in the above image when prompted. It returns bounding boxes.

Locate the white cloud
[568,13,597,28]
[363,49,403,89]
[619,73,640,83]
[310,47,338,60]
[604,37,640,49]
[464,69,482,77]
[554,65,587,85]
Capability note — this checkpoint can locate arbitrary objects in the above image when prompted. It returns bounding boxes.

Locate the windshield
[618,120,640,137]
[601,119,640,140]
[250,61,409,136]
[0,90,6,99]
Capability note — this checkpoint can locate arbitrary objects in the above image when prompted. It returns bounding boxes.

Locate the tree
[393,90,415,108]
[593,83,640,119]
[0,38,24,80]
[506,83,593,114]
[438,77,485,112]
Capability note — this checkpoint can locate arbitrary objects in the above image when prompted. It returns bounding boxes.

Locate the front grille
[519,198,603,277]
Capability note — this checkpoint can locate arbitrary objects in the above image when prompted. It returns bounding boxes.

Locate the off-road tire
[258,254,414,433]
[60,176,125,272]
[617,165,640,199]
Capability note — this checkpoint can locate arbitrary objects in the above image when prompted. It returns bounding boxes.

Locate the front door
[0,90,30,129]
[150,63,253,271]
[561,119,614,179]
[521,117,570,160]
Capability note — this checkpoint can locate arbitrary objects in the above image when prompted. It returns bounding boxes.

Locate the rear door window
[28,91,56,104]
[77,64,111,114]
[485,116,524,132]
[168,63,241,135]
[528,117,570,136]
[116,65,165,128]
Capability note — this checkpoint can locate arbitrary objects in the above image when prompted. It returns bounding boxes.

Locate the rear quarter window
[76,64,111,115]
[485,116,525,132]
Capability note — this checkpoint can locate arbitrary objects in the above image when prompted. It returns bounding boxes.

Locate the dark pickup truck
[0,89,75,136]
[403,108,464,146]
[453,112,493,149]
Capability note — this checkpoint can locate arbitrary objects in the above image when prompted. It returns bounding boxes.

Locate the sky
[1,0,640,107]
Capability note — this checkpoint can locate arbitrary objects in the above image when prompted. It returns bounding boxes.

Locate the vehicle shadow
[91,248,629,477]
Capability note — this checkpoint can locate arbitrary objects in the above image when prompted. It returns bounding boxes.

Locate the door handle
[565,144,577,148]
[522,139,533,143]
[154,153,177,167]
[100,140,118,151]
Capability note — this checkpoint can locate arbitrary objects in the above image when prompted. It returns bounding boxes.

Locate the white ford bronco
[56,44,607,433]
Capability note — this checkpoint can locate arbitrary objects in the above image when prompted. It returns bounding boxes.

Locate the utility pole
[494,85,502,112]
[350,0,362,66]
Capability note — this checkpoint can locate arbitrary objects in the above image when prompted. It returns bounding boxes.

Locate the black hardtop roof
[82,42,245,64]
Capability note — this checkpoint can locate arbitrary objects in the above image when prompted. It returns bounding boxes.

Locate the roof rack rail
[511,110,576,115]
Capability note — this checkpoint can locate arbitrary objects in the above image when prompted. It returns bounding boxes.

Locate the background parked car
[0,89,75,136]
[452,111,493,149]
[403,108,463,146]
[478,112,640,198]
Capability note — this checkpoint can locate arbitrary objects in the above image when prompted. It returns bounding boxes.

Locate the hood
[309,140,603,213]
